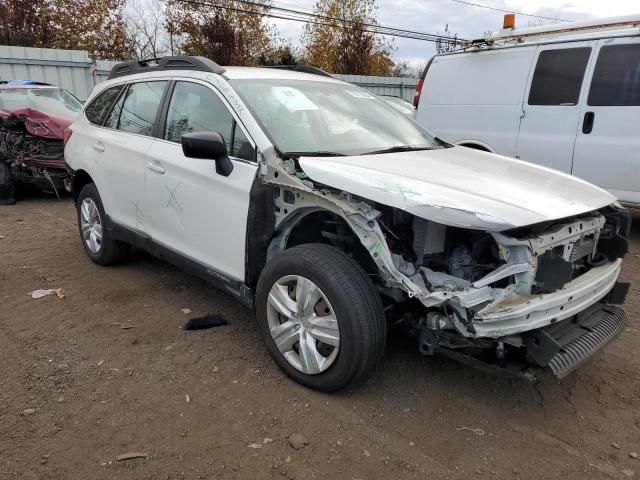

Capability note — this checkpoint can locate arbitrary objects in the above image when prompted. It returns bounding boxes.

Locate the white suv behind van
[65,56,630,391]
[415,15,640,206]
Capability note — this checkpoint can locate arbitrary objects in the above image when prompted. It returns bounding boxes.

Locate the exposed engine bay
[265,154,631,380]
[0,110,70,200]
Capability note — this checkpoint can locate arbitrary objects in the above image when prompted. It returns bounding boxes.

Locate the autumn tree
[47,0,129,59]
[0,0,128,60]
[164,0,277,66]
[0,2,46,49]
[301,0,394,75]
[258,43,300,66]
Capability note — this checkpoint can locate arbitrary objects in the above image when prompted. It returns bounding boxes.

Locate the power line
[173,0,464,44]
[451,0,574,23]
[237,0,463,42]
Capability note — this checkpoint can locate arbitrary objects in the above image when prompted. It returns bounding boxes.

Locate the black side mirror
[181,131,234,177]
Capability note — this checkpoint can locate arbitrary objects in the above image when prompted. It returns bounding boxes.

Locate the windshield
[381,96,416,116]
[230,79,439,156]
[0,88,82,117]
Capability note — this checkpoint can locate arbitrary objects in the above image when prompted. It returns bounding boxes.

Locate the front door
[571,37,640,205]
[144,80,258,282]
[516,43,595,172]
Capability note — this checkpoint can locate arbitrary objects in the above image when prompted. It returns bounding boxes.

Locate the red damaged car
[0,81,82,204]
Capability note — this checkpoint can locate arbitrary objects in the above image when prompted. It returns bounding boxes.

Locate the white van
[415,15,640,206]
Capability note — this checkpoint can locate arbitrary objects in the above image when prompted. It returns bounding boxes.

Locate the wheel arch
[456,140,494,152]
[71,169,95,203]
[267,207,378,279]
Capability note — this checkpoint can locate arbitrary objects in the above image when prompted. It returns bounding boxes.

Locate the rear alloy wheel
[256,243,386,392]
[80,197,103,254]
[76,183,129,265]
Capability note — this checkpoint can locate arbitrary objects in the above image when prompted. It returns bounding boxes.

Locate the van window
[528,48,591,106]
[85,86,122,125]
[110,81,167,136]
[164,81,254,161]
[588,44,640,106]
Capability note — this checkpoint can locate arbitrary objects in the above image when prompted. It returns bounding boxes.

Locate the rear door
[88,80,168,230]
[516,43,595,172]
[572,37,640,205]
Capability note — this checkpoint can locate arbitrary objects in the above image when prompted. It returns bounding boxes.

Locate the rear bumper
[472,259,622,338]
[524,303,626,378]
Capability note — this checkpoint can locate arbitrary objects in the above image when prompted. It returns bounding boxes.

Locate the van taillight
[413,79,424,108]
[63,128,73,146]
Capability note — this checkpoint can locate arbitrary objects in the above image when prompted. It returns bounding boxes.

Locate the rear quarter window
[85,85,123,125]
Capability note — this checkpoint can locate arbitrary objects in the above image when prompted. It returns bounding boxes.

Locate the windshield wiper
[361,145,435,155]
[281,151,347,158]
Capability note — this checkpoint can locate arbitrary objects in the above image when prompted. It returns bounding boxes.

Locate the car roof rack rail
[107,56,226,80]
[264,65,334,78]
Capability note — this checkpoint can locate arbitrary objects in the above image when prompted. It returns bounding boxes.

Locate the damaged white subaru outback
[64,56,631,391]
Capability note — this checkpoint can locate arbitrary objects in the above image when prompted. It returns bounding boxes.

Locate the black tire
[0,161,16,205]
[255,243,386,392]
[76,183,129,265]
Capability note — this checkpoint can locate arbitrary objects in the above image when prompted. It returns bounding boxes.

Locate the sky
[268,0,640,68]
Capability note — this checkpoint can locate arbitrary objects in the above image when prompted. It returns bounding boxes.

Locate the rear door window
[588,44,640,106]
[528,48,592,106]
[85,85,123,125]
[109,81,167,136]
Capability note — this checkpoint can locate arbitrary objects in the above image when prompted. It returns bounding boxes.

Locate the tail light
[63,127,73,146]
[413,79,424,108]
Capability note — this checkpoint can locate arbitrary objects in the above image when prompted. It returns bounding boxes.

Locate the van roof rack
[263,65,334,78]
[108,56,225,80]
[483,13,640,44]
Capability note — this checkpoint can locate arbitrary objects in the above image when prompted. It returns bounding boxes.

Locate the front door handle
[582,111,595,134]
[146,161,166,174]
[92,142,105,152]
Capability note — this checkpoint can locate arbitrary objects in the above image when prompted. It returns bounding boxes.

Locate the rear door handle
[92,142,105,152]
[582,111,595,134]
[146,161,166,174]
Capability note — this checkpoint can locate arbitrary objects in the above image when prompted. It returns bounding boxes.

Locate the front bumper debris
[470,259,622,338]
[524,303,626,378]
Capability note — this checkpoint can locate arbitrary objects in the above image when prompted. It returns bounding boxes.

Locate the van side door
[571,37,640,205]
[516,42,595,172]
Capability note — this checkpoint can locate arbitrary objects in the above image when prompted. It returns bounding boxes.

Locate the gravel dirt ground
[1,198,639,480]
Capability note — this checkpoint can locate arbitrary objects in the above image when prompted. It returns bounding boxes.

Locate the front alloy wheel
[256,243,386,392]
[267,275,340,374]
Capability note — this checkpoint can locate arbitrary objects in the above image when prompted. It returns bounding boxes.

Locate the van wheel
[461,143,490,152]
[76,183,129,265]
[255,243,386,392]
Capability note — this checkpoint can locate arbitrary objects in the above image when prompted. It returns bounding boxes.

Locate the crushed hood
[0,107,72,140]
[299,147,617,231]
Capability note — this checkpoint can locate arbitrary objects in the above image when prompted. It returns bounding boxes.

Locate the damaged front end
[388,205,630,379]
[0,107,72,200]
[264,153,630,381]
